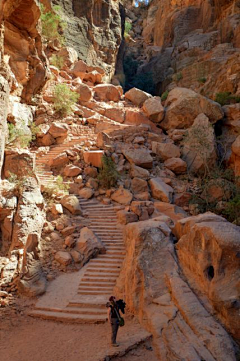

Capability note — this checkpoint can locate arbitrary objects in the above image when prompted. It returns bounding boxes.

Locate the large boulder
[152,142,180,160]
[125,88,151,107]
[142,96,164,123]
[175,213,240,342]
[115,219,235,360]
[93,84,121,102]
[130,165,150,180]
[117,210,138,225]
[75,83,92,102]
[111,187,133,205]
[54,251,72,266]
[123,147,153,169]
[164,158,187,175]
[149,178,173,203]
[161,88,223,130]
[60,195,82,215]
[182,113,217,175]
[75,227,105,265]
[83,150,104,168]
[48,122,68,138]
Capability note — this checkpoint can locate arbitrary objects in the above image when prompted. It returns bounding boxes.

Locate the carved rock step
[29,309,106,323]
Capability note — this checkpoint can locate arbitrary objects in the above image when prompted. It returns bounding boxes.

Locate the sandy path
[0,310,154,361]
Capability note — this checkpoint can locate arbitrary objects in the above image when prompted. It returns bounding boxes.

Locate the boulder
[123,147,153,169]
[71,60,88,79]
[48,123,68,138]
[175,213,240,341]
[125,88,151,107]
[153,202,187,224]
[58,47,78,69]
[149,178,173,203]
[49,152,69,168]
[131,177,148,194]
[161,87,223,130]
[83,70,103,84]
[130,165,150,180]
[75,227,105,264]
[164,158,187,174]
[60,195,82,215]
[93,84,121,102]
[84,166,98,178]
[83,150,104,167]
[111,187,133,205]
[117,210,138,225]
[104,107,125,123]
[142,96,164,123]
[63,165,82,177]
[78,187,94,199]
[75,83,92,102]
[182,113,217,175]
[51,203,63,215]
[115,218,235,360]
[55,251,72,266]
[152,142,180,160]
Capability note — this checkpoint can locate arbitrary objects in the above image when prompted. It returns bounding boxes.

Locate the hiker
[107,296,124,347]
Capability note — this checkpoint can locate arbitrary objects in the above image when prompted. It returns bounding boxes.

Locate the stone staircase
[29,198,125,323]
[35,124,96,185]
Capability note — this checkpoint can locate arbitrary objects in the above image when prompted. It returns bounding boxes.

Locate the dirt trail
[0,300,156,361]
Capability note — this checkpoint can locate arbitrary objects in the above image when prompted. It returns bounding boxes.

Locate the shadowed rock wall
[52,0,123,81]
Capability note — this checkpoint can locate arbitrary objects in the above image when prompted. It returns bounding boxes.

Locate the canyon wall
[130,0,240,97]
[51,0,123,81]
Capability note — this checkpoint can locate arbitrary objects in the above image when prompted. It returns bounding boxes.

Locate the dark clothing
[111,318,119,344]
[109,303,120,345]
[109,304,119,319]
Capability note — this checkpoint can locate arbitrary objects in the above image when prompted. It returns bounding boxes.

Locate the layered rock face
[175,213,240,342]
[1,0,47,102]
[133,0,240,97]
[116,218,236,360]
[52,0,123,81]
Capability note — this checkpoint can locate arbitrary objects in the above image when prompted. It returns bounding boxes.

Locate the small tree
[40,5,66,43]
[183,121,214,178]
[53,84,79,116]
[98,155,120,189]
[124,21,132,38]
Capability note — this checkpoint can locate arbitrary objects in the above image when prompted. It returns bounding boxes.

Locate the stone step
[29,309,106,323]
[77,290,110,295]
[78,286,114,291]
[84,272,120,278]
[89,259,122,265]
[85,269,120,275]
[81,277,116,283]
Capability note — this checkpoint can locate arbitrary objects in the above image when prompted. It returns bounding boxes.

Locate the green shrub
[124,21,132,38]
[40,5,66,43]
[98,155,120,189]
[223,194,240,225]
[7,122,32,148]
[175,72,183,82]
[53,84,79,116]
[50,54,65,69]
[215,92,240,106]
[161,90,169,101]
[198,77,207,84]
